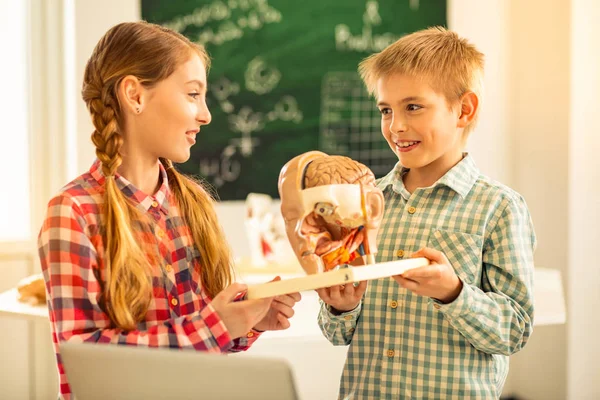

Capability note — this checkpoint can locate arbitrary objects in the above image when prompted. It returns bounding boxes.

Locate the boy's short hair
[359,26,485,136]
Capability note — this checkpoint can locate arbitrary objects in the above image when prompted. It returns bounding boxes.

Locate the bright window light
[0,0,31,241]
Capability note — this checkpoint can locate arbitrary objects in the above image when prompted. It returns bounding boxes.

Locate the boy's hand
[253,276,302,332]
[393,248,463,304]
[316,281,367,314]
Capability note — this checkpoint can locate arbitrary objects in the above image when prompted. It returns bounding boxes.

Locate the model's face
[279,153,384,273]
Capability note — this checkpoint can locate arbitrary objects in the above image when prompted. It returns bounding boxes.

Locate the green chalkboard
[141,0,446,200]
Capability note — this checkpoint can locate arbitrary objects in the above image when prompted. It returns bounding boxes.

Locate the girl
[38,21,300,400]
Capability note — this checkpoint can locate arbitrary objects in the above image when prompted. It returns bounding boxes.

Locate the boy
[317,27,536,399]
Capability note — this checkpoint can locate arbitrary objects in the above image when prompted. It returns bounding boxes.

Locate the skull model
[278,151,384,274]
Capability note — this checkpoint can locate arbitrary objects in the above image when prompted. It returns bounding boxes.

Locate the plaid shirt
[319,154,536,399]
[38,160,260,400]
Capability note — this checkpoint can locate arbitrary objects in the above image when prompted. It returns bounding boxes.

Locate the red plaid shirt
[38,160,261,399]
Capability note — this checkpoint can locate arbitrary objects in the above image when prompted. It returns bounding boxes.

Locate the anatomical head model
[278,151,384,274]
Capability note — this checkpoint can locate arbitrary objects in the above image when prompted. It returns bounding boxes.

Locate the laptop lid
[60,342,300,400]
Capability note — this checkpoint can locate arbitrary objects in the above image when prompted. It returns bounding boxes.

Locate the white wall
[504,1,571,399]
[448,0,511,184]
[72,0,140,178]
[568,0,600,399]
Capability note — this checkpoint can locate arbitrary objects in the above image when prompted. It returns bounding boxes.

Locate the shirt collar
[89,159,171,215]
[377,153,479,199]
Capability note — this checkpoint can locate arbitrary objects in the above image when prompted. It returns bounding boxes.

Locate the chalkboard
[141,0,446,200]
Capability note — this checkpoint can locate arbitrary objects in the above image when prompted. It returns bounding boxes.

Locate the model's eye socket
[315,202,335,217]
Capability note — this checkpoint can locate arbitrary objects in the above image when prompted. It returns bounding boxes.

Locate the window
[0,0,31,241]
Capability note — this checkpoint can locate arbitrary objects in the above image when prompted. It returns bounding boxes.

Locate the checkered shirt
[38,160,260,400]
[318,154,536,399]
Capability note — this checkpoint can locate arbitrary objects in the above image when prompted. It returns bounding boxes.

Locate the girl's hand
[253,277,302,332]
[211,283,273,339]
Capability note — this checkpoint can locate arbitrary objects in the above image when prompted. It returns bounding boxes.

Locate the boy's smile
[376,73,475,189]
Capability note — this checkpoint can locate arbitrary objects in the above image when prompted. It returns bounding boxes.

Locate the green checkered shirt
[318,154,536,399]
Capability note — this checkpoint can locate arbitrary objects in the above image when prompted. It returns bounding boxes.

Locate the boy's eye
[188,92,200,99]
[406,104,422,112]
[378,107,392,115]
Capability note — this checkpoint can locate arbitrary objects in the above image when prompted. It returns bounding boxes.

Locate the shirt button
[157,230,165,238]
[170,298,178,307]
[246,331,255,338]
[407,206,416,214]
[164,264,173,273]
[390,300,398,309]
[395,250,405,258]
[151,200,159,208]
[344,315,353,321]
[387,349,395,358]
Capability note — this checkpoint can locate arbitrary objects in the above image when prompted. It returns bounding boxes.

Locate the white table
[0,267,567,400]
[0,288,48,321]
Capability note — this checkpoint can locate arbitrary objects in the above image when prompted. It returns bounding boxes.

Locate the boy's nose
[389,117,407,133]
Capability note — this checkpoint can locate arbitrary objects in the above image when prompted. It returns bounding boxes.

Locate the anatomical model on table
[245,151,427,298]
[278,151,385,274]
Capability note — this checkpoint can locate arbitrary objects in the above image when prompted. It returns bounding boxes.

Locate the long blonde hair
[81,21,232,330]
[359,26,485,136]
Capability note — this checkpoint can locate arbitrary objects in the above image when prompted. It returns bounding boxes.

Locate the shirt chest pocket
[427,229,484,287]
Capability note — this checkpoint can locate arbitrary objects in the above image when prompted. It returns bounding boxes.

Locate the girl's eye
[406,104,422,112]
[378,107,392,115]
[189,93,200,99]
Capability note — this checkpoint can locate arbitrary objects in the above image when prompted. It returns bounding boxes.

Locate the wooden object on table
[16,273,46,305]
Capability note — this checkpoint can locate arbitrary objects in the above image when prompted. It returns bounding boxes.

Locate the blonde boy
[317,27,536,399]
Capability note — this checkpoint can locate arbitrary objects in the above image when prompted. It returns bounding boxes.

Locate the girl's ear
[457,91,479,128]
[118,75,145,115]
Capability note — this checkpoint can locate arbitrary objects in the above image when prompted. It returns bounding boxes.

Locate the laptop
[60,342,300,400]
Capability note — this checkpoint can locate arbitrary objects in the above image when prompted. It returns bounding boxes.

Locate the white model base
[246,257,430,299]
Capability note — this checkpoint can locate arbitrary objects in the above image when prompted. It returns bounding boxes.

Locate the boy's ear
[117,75,145,115]
[457,91,479,128]
[365,189,384,227]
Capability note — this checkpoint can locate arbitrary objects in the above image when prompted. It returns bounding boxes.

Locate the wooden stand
[246,257,430,299]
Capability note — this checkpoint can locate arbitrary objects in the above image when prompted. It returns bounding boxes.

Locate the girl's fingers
[277,312,290,329]
[271,300,295,319]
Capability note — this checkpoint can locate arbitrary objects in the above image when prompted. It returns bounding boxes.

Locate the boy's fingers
[412,247,446,264]
[329,285,342,301]
[402,265,439,280]
[394,275,420,291]
[355,280,368,297]
[344,283,354,296]
[315,288,327,298]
